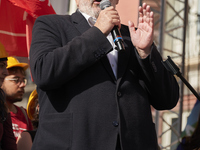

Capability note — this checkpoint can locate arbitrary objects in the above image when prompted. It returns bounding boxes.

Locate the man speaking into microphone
[30,0,179,149]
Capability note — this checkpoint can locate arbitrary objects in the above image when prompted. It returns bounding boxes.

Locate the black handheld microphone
[100,0,125,51]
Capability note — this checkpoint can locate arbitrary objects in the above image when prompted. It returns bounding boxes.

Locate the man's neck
[6,101,17,113]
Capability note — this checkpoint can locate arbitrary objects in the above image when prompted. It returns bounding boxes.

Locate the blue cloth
[176,138,186,150]
[182,99,200,137]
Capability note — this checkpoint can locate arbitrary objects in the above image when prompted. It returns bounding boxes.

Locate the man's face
[76,0,119,18]
[0,61,8,87]
[1,69,26,103]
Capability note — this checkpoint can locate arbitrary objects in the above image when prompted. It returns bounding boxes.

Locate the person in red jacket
[0,42,17,150]
[17,89,39,150]
[1,56,33,141]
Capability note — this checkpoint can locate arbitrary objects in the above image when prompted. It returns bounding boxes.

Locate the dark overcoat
[30,11,179,150]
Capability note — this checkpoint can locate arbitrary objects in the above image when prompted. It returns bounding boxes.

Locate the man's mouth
[18,90,25,94]
[94,0,101,2]
[93,0,102,5]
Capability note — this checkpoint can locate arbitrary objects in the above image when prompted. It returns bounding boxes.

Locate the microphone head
[100,0,111,10]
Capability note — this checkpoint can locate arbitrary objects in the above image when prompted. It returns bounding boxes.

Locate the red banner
[0,0,56,57]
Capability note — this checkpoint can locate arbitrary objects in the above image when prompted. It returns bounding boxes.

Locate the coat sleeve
[136,43,179,110]
[30,15,112,90]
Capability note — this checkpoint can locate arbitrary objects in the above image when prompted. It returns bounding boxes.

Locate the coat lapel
[71,11,124,82]
[117,47,130,80]
[71,10,91,34]
[101,47,130,82]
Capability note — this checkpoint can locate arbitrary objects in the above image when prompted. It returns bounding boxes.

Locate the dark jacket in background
[0,113,17,150]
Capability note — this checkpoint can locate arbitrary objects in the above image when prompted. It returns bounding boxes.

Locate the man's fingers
[142,3,147,10]
[146,5,151,12]
[128,20,135,32]
[149,12,154,28]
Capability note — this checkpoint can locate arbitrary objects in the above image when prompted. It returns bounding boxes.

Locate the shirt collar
[78,9,96,27]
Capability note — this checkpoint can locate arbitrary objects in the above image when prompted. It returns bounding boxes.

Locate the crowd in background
[0,42,38,150]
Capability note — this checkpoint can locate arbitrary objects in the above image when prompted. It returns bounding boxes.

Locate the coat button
[117,92,122,97]
[112,121,119,127]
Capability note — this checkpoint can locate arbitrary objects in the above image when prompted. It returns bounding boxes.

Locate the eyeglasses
[5,77,27,85]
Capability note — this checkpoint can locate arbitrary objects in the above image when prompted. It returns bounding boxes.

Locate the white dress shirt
[81,11,118,78]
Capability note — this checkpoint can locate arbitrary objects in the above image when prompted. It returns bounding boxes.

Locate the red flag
[8,0,55,18]
[0,0,56,57]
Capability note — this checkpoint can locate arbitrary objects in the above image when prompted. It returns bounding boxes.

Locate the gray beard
[78,1,101,18]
